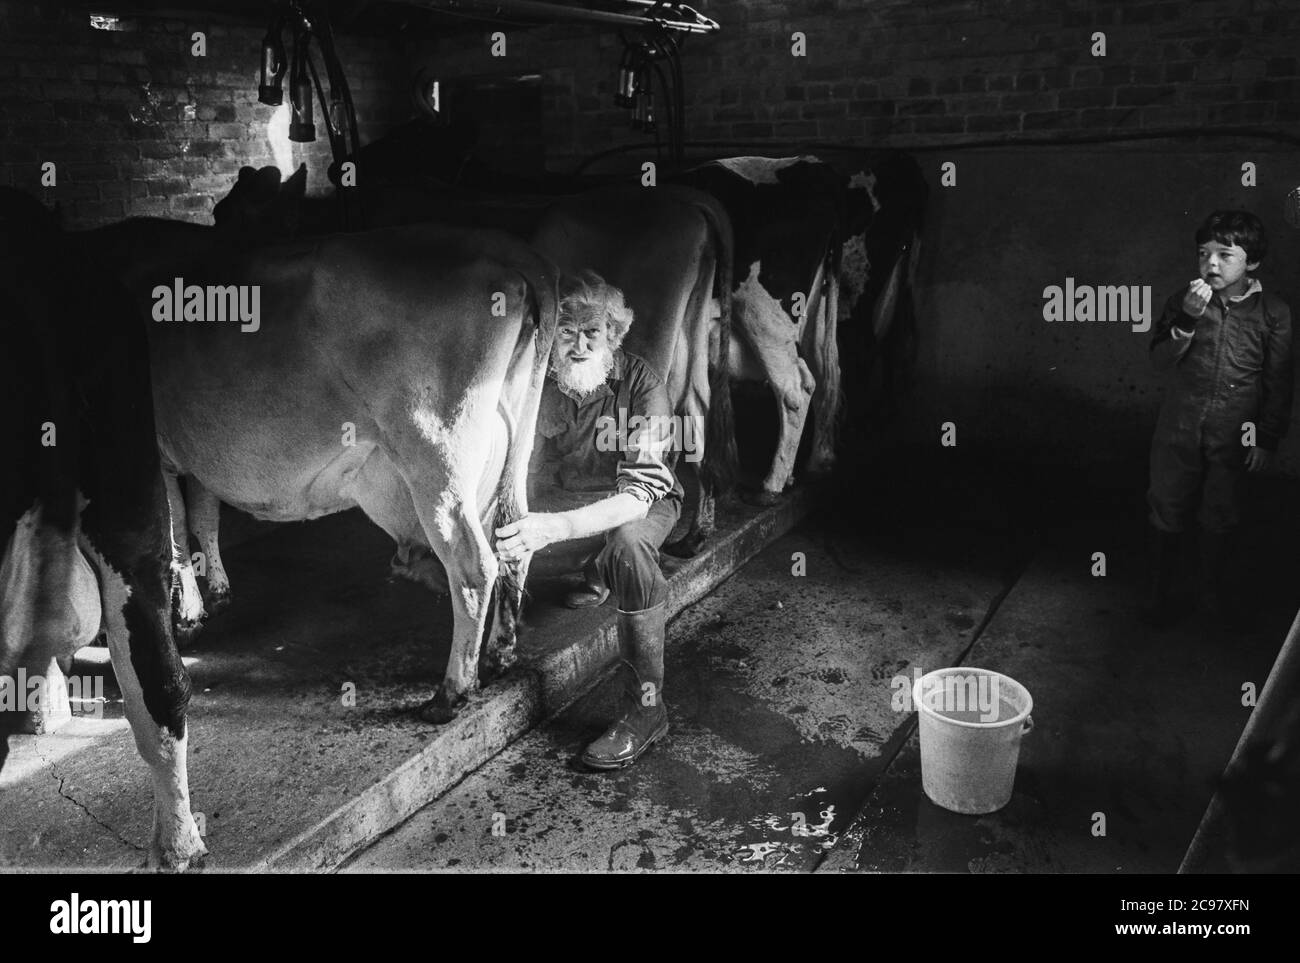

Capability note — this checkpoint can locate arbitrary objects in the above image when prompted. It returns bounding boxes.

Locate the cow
[85,216,559,723]
[827,151,928,444]
[181,150,921,621]
[667,153,926,504]
[671,156,845,503]
[200,169,735,577]
[0,188,206,869]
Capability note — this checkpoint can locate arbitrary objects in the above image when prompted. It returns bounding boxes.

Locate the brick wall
[0,1,410,228]
[410,0,1300,174]
[5,0,1293,224]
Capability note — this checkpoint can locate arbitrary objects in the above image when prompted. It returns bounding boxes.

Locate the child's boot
[1200,530,1250,627]
[1139,525,1180,627]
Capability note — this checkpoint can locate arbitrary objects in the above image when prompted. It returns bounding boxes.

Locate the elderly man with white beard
[495,270,683,770]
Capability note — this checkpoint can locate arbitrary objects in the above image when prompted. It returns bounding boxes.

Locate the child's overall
[1148,282,1294,535]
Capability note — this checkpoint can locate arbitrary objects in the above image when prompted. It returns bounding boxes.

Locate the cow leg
[186,478,230,614]
[162,470,204,640]
[731,262,816,503]
[382,424,499,724]
[665,257,721,558]
[480,495,526,682]
[736,330,814,501]
[761,356,815,502]
[0,507,91,741]
[481,549,525,681]
[695,475,716,544]
[88,540,206,870]
[350,448,448,595]
[804,260,841,477]
[416,492,496,724]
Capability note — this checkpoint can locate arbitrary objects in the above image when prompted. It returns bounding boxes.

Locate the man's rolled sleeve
[614,373,677,505]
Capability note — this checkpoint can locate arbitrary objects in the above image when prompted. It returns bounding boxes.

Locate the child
[1144,210,1294,625]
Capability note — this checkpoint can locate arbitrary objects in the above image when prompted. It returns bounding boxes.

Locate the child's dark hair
[1196,210,1267,266]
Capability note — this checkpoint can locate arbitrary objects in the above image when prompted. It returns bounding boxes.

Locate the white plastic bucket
[912,667,1034,814]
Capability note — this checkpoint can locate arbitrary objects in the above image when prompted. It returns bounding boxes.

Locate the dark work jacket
[1150,280,1294,453]
[529,349,683,508]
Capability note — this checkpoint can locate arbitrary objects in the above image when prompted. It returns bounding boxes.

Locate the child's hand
[1246,448,1274,473]
[1181,279,1213,319]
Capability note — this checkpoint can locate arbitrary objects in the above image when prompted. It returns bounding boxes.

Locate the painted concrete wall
[900,143,1300,485]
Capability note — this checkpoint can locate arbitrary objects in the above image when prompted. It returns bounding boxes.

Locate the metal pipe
[395,0,719,34]
[1179,603,1300,873]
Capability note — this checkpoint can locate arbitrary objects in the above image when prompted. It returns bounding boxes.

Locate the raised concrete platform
[0,491,812,872]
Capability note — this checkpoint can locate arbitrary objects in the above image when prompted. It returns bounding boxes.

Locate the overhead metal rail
[395,0,720,34]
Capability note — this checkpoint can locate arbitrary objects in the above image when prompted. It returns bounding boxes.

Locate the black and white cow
[669,153,925,502]
[92,214,558,722]
[0,188,206,869]
[827,150,929,439]
[672,156,845,502]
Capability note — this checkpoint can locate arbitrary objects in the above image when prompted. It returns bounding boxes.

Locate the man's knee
[597,520,667,606]
[600,523,658,573]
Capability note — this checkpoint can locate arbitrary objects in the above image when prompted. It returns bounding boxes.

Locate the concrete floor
[346,451,1300,874]
[0,490,805,869]
[823,529,1289,873]
[344,521,1005,872]
[4,427,1292,873]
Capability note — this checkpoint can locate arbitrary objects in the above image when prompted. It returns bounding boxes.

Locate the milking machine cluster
[256,0,362,227]
[615,22,687,169]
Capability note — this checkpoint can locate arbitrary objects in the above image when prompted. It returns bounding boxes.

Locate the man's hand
[1181,278,1213,321]
[495,512,571,562]
[1246,447,1275,473]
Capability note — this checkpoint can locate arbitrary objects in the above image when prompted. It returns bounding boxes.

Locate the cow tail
[0,193,81,688]
[820,245,844,459]
[695,198,738,494]
[492,262,560,597]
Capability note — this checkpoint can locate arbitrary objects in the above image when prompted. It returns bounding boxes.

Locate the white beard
[552,347,615,398]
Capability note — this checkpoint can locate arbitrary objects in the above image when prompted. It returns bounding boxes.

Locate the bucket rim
[911,666,1033,729]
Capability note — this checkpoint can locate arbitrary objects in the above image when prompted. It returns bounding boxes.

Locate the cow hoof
[663,531,706,559]
[478,646,517,682]
[741,489,783,508]
[146,837,209,873]
[418,686,465,725]
[204,588,233,616]
[173,619,205,649]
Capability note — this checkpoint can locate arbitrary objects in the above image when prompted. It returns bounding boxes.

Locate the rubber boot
[1139,526,1180,628]
[580,603,669,770]
[1196,525,1227,623]
[564,558,610,609]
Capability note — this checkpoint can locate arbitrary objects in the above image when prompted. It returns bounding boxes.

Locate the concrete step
[0,491,813,871]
